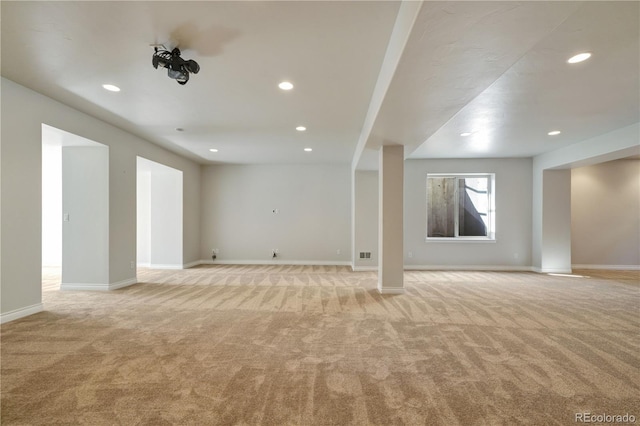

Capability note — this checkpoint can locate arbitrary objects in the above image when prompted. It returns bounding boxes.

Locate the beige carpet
[1,265,639,425]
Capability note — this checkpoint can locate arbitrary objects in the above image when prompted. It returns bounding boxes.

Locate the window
[426,173,495,241]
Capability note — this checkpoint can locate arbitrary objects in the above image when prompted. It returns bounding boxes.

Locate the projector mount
[152,45,200,85]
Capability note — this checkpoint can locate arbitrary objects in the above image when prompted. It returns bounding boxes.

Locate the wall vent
[359,252,372,259]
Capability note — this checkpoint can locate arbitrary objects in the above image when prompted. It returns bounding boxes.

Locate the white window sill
[425,237,496,243]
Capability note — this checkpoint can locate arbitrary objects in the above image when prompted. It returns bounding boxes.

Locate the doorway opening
[136,157,183,270]
[42,124,109,291]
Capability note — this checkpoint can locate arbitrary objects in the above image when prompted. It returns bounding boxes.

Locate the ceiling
[2,1,638,167]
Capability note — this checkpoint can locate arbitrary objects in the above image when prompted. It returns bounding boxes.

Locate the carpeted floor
[1,265,638,425]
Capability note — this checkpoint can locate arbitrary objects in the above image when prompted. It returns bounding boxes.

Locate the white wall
[403,158,533,269]
[136,171,151,266]
[61,146,110,287]
[200,164,350,264]
[149,168,183,268]
[137,157,184,268]
[572,158,640,268]
[540,169,572,273]
[353,170,378,270]
[1,78,201,320]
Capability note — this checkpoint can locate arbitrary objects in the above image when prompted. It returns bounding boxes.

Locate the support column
[378,145,404,293]
[540,169,572,273]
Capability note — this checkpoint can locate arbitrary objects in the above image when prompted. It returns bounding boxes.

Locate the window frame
[425,173,496,242]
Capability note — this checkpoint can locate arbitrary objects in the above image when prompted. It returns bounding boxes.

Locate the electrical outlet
[337,249,341,255]
[408,251,413,258]
[212,248,219,255]
[275,249,279,254]
[130,261,135,269]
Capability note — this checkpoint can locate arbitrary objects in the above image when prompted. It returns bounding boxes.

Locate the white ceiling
[2,1,638,167]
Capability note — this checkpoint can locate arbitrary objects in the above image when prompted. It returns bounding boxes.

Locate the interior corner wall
[571,159,640,268]
[61,146,109,285]
[404,158,533,269]
[200,164,350,264]
[0,77,201,318]
[353,170,379,269]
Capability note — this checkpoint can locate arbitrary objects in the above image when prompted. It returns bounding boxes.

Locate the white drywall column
[136,171,151,266]
[378,145,404,293]
[61,146,109,288]
[537,169,572,273]
[149,170,183,268]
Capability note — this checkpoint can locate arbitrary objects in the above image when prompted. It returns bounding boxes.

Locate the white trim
[61,282,111,291]
[183,260,202,269]
[532,267,572,274]
[404,265,534,272]
[149,264,184,270]
[200,259,352,267]
[572,264,640,271]
[378,287,405,294]
[0,303,44,324]
[352,266,379,272]
[425,238,496,243]
[61,278,137,291]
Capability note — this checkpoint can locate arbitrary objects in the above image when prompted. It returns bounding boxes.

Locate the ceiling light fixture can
[209,149,219,152]
[548,130,561,136]
[460,132,472,137]
[304,148,312,152]
[296,126,306,132]
[567,52,591,64]
[279,81,294,90]
[102,84,120,92]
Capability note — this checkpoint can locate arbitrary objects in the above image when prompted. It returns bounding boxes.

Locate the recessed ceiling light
[209,149,219,152]
[296,126,306,132]
[567,52,591,64]
[460,132,472,137]
[304,148,312,152]
[278,81,294,90]
[102,84,120,92]
[548,130,561,136]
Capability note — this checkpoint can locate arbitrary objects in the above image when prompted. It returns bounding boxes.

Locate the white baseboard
[199,259,351,266]
[61,282,110,291]
[352,266,378,272]
[1,303,44,324]
[406,265,534,272]
[354,265,535,272]
[572,264,640,271]
[138,261,204,270]
[149,264,184,270]
[532,267,573,274]
[61,278,137,291]
[378,287,405,294]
